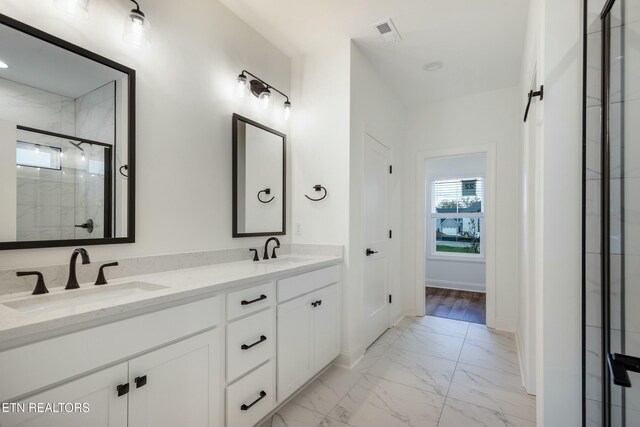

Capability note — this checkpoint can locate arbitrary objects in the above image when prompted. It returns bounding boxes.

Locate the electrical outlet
[295,221,303,235]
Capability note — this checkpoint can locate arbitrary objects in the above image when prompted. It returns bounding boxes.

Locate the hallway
[261,315,535,427]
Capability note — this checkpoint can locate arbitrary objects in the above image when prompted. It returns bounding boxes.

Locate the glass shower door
[602,0,640,425]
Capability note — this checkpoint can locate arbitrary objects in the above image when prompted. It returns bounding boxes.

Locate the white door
[277,294,314,401]
[313,284,340,369]
[363,134,391,349]
[128,328,221,427]
[0,363,128,427]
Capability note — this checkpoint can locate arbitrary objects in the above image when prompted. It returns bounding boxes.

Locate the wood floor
[425,287,486,324]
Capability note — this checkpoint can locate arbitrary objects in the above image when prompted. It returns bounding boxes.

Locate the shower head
[68,140,85,152]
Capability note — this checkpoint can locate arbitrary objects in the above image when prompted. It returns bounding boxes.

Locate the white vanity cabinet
[1,329,220,427]
[0,261,342,427]
[0,296,223,427]
[276,266,340,401]
[0,363,128,427]
[225,282,276,427]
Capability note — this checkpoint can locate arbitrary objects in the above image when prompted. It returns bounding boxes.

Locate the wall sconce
[123,0,150,47]
[53,0,90,18]
[237,70,291,120]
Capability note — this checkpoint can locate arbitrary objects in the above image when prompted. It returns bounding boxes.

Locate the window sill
[427,254,486,263]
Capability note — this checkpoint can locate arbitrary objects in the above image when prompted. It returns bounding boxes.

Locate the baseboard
[426,279,486,293]
[335,346,365,369]
[515,330,527,389]
[492,317,516,332]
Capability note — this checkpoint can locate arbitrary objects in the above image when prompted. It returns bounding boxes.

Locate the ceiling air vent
[373,18,402,44]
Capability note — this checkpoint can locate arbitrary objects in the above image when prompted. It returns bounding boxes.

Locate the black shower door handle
[608,353,640,387]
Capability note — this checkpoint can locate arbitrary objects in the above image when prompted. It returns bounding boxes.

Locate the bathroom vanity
[0,256,341,427]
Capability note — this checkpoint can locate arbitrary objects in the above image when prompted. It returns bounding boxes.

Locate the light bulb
[0,60,8,69]
[123,8,150,47]
[237,74,247,97]
[283,101,291,120]
[53,0,89,18]
[259,89,271,109]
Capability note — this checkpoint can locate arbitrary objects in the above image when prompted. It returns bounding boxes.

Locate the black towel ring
[305,185,327,201]
[257,188,275,203]
[119,165,129,178]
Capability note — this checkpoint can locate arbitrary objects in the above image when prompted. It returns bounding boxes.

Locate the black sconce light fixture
[123,0,150,47]
[237,70,291,120]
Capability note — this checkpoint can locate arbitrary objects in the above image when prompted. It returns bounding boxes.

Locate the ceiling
[219,0,529,106]
[0,24,126,99]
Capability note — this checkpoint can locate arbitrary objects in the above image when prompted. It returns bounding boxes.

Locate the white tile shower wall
[0,244,342,296]
[0,78,75,134]
[75,82,116,145]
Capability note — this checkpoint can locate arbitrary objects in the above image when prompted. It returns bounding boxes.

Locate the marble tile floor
[261,315,536,427]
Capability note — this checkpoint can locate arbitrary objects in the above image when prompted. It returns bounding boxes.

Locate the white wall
[0,120,17,241]
[522,0,584,425]
[0,0,292,270]
[402,86,521,330]
[347,43,406,362]
[242,124,284,233]
[425,154,486,292]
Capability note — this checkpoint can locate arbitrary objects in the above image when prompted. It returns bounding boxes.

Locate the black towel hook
[257,188,275,203]
[119,164,129,178]
[305,185,327,202]
[523,85,544,123]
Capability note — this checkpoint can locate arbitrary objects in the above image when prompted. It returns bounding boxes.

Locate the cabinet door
[313,284,340,370]
[277,294,314,401]
[128,328,222,427]
[0,363,127,427]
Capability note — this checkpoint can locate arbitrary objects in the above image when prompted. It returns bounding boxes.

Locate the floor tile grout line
[443,396,538,425]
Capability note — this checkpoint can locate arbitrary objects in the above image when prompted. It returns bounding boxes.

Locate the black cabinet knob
[366,248,378,256]
[135,375,147,388]
[117,383,129,397]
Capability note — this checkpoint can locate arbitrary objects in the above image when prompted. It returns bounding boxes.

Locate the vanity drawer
[226,361,275,427]
[227,282,275,321]
[227,308,274,382]
[277,266,339,302]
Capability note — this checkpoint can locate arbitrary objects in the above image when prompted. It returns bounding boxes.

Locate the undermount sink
[3,282,168,314]
[263,256,309,265]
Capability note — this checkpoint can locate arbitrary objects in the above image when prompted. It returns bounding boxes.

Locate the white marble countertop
[0,254,341,350]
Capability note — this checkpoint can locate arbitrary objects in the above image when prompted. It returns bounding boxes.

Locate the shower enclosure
[16,127,112,241]
[584,0,640,425]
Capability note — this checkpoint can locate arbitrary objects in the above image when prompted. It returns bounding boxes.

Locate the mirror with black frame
[232,114,285,237]
[0,15,135,250]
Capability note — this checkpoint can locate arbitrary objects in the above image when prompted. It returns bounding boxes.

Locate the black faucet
[263,237,281,260]
[65,248,91,290]
[17,271,48,295]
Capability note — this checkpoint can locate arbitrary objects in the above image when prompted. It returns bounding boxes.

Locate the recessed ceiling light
[423,61,443,72]
[0,59,8,69]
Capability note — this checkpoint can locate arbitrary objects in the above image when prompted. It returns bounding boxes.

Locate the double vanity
[0,11,337,427]
[0,250,342,427]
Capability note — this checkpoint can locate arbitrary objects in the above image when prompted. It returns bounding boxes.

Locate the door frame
[414,144,497,328]
[362,131,392,347]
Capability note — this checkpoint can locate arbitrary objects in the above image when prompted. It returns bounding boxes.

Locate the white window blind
[431,177,483,214]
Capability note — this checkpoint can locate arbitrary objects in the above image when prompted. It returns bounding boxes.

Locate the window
[16,141,62,170]
[430,177,484,258]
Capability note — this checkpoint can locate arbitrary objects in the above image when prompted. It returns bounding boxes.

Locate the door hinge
[389,230,392,239]
[388,294,392,304]
[389,165,393,174]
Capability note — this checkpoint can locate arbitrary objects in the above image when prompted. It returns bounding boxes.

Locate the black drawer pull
[311,300,323,308]
[117,383,129,397]
[135,375,147,388]
[240,390,266,411]
[241,335,267,350]
[241,294,267,305]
